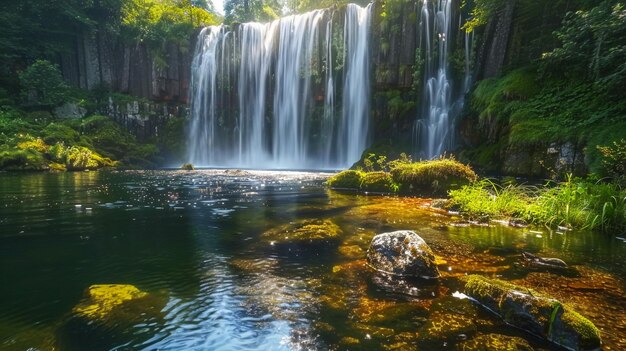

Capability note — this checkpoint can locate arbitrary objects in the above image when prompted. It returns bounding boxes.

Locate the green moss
[0,147,48,171]
[472,67,538,122]
[41,123,80,145]
[391,158,478,195]
[464,275,601,350]
[464,275,534,304]
[559,309,601,350]
[262,219,343,245]
[73,284,147,321]
[181,163,194,170]
[361,171,397,193]
[327,170,365,189]
[80,115,157,166]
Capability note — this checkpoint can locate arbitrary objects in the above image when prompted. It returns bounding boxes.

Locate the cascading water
[418,0,453,159]
[414,0,471,159]
[188,26,224,166]
[272,10,326,167]
[188,4,372,170]
[339,4,372,168]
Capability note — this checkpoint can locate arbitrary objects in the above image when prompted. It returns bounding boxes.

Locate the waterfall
[188,4,372,170]
[414,0,471,159]
[417,0,453,159]
[272,10,326,168]
[339,4,372,168]
[188,26,223,166]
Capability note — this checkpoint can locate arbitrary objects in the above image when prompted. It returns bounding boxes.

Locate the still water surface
[0,170,624,350]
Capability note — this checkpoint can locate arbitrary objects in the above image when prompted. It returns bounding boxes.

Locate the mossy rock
[262,219,343,246]
[463,275,601,351]
[0,148,49,171]
[71,284,148,321]
[57,284,165,350]
[459,333,534,351]
[366,230,440,279]
[361,171,397,193]
[391,158,477,196]
[181,163,195,170]
[327,170,365,189]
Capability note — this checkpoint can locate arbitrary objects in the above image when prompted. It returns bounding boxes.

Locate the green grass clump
[326,170,365,189]
[361,171,398,193]
[449,179,534,219]
[449,176,626,233]
[391,157,478,195]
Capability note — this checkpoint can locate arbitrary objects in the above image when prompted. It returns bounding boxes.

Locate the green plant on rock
[327,170,365,189]
[361,171,398,193]
[391,156,478,195]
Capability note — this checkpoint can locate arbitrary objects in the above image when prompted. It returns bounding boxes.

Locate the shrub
[180,163,194,170]
[391,157,478,195]
[597,139,626,182]
[18,60,70,107]
[326,170,365,189]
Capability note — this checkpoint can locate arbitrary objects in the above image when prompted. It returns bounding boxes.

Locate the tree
[19,60,70,107]
[223,0,282,23]
[542,1,626,84]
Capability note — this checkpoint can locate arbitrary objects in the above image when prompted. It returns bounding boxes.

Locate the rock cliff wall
[58,29,192,103]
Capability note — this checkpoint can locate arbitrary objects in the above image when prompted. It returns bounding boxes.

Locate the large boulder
[463,275,601,351]
[366,230,440,279]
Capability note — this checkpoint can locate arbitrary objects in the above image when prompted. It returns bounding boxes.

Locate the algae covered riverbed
[0,170,624,350]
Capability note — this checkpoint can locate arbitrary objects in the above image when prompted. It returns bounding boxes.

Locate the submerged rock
[366,230,440,279]
[57,284,165,349]
[521,251,570,273]
[463,275,601,351]
[459,333,534,351]
[262,219,343,246]
[71,284,148,320]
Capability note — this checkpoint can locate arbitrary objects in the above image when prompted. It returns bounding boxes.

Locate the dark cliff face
[59,29,193,104]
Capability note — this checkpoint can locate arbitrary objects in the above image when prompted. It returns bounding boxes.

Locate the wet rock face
[366,230,440,279]
[463,275,601,351]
